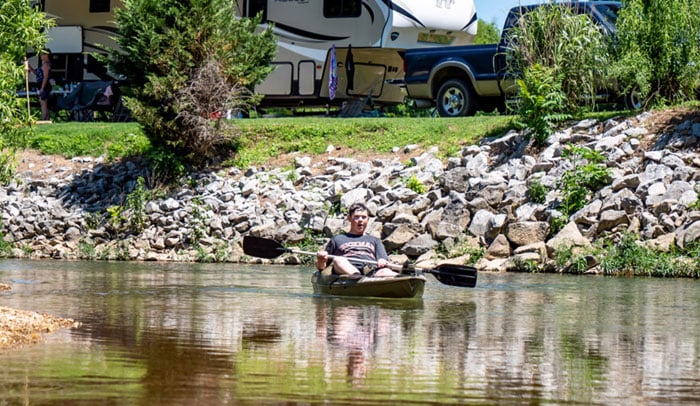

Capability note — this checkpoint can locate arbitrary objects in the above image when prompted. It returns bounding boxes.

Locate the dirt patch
[14,149,99,181]
[642,106,700,134]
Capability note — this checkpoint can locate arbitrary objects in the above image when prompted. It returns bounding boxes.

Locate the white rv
[237,0,478,107]
[35,0,477,107]
[29,0,122,84]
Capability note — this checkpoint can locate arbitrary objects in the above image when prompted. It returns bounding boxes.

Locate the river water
[0,259,698,404]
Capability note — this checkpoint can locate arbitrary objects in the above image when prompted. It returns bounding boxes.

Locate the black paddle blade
[427,264,477,288]
[242,236,290,259]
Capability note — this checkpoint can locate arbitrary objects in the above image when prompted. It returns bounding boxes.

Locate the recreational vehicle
[33,0,478,108]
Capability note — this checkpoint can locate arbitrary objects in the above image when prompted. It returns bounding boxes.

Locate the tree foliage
[108,0,276,166]
[0,0,53,184]
[612,0,700,105]
[505,3,611,113]
[473,19,501,45]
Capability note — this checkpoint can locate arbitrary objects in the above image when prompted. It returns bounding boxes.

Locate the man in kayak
[316,202,399,278]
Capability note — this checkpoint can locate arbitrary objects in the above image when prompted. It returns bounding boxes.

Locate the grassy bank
[231,115,513,166]
[23,115,515,165]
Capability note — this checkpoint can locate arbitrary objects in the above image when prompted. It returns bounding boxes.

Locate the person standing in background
[33,49,52,121]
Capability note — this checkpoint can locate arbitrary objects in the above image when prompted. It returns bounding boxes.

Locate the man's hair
[347,202,369,216]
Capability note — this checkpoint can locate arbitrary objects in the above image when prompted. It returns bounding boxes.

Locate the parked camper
[35,0,478,109]
[236,0,478,107]
[30,0,121,85]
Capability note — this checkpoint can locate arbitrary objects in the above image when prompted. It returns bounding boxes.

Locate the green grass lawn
[24,115,515,165]
[21,107,637,166]
[233,115,514,165]
[23,122,150,161]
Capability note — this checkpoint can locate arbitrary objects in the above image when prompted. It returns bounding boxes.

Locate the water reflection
[0,260,699,404]
[314,298,423,386]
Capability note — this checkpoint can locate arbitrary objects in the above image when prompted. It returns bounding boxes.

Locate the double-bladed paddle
[242,236,477,288]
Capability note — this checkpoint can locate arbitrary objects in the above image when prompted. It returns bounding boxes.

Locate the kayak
[311,271,427,299]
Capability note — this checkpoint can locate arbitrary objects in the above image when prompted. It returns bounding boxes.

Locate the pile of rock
[1,111,698,272]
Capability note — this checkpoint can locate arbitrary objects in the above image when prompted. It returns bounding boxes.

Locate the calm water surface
[0,259,699,405]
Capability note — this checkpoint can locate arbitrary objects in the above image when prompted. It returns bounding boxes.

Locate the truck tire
[436,79,475,117]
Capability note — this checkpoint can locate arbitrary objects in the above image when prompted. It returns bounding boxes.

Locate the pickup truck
[401,1,623,117]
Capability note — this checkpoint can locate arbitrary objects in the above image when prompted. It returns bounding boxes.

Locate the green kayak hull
[311,271,426,299]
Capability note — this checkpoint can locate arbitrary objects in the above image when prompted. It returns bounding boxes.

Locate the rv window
[324,0,361,18]
[89,0,110,13]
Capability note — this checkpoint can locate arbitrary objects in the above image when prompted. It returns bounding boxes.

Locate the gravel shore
[0,283,78,350]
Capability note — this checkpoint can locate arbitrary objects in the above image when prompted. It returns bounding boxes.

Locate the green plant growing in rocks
[78,240,96,260]
[285,168,299,183]
[115,241,130,261]
[598,233,699,278]
[439,144,462,161]
[558,145,611,217]
[106,205,127,232]
[146,147,187,185]
[439,239,484,264]
[554,244,592,274]
[211,242,229,263]
[195,246,210,263]
[125,177,148,234]
[0,228,13,257]
[689,191,700,210]
[188,198,207,245]
[527,179,548,204]
[290,233,328,265]
[511,256,540,272]
[194,238,229,263]
[554,244,576,269]
[405,175,427,194]
[98,247,111,261]
[84,212,101,230]
[514,64,572,146]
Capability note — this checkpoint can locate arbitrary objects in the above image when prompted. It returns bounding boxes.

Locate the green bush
[405,175,427,194]
[527,179,548,204]
[612,0,700,106]
[558,146,611,216]
[108,0,276,166]
[599,233,699,278]
[514,64,571,146]
[473,19,501,45]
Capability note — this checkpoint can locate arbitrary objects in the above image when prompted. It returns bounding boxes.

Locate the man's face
[348,210,369,235]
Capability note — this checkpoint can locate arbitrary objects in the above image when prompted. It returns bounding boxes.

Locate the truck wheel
[436,79,475,117]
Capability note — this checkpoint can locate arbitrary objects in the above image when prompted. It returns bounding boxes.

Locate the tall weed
[506,2,611,112]
[514,64,571,146]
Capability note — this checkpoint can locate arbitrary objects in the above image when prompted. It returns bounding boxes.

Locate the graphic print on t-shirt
[337,240,377,261]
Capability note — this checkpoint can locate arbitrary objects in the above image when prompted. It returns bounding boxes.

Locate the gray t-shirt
[325,233,388,269]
